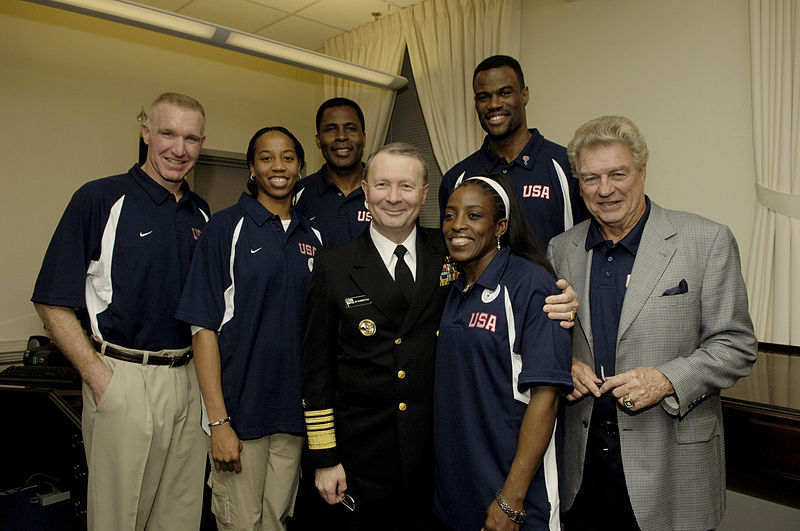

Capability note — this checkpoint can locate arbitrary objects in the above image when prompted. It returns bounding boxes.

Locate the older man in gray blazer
[547,115,756,531]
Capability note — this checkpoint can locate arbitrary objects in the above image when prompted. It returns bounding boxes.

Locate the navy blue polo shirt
[439,129,588,247]
[586,197,651,423]
[32,164,209,351]
[293,164,370,247]
[434,248,572,530]
[175,192,322,439]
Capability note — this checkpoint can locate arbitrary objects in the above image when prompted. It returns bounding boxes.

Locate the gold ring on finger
[623,394,635,409]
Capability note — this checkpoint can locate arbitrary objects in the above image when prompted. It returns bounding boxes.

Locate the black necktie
[394,245,414,303]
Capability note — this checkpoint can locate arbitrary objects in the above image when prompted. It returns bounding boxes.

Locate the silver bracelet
[494,490,526,524]
[208,416,231,428]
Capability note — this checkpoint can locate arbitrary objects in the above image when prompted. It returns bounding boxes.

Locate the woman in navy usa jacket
[434,173,572,531]
[176,126,322,530]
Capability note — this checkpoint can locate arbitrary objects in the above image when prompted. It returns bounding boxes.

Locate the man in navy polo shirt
[32,93,210,531]
[439,55,588,248]
[294,97,371,246]
[548,115,756,530]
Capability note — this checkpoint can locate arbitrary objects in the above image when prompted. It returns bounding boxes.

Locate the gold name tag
[345,295,372,308]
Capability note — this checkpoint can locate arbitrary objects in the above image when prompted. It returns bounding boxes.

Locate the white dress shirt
[369,224,418,281]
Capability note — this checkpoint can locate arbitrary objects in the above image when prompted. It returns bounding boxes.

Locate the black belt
[90,337,193,367]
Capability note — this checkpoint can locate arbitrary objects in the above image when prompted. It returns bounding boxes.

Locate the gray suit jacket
[547,202,756,531]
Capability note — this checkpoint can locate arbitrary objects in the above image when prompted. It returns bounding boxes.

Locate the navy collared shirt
[32,164,210,351]
[293,164,370,247]
[176,192,323,439]
[439,129,587,247]
[434,247,572,529]
[586,197,651,422]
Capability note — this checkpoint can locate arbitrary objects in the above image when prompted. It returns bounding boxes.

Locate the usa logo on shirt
[298,242,317,256]
[191,227,202,240]
[468,312,497,333]
[297,242,317,271]
[521,185,550,199]
[357,210,372,222]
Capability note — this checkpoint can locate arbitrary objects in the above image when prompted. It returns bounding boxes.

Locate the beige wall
[0,0,324,341]
[520,0,755,262]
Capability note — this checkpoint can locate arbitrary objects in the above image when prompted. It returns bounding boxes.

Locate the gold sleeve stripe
[306,420,336,448]
[307,421,334,430]
[306,417,333,430]
[305,414,333,423]
[304,408,336,450]
[307,429,336,449]
[304,408,334,417]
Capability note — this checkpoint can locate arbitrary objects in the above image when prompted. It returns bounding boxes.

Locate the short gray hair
[146,92,206,134]
[568,115,648,176]
[364,142,428,184]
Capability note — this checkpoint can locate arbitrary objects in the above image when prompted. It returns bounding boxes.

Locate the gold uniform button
[436,330,439,336]
[394,338,402,345]
[359,319,376,336]
[397,370,406,379]
[398,402,407,411]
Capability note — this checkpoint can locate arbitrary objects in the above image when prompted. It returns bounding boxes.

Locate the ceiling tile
[136,0,191,12]
[255,16,345,51]
[179,0,286,34]
[248,0,318,14]
[296,0,389,30]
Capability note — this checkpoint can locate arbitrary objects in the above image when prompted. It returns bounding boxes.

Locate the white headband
[454,173,511,218]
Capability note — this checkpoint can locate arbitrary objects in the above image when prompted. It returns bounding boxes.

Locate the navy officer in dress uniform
[302,142,444,529]
[301,143,580,530]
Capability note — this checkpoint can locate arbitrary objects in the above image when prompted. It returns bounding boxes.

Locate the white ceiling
[136,0,422,51]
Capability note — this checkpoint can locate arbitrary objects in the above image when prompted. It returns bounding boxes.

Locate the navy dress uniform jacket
[302,227,451,484]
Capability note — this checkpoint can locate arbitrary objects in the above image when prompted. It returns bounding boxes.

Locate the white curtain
[746,0,800,345]
[400,0,521,174]
[323,15,406,158]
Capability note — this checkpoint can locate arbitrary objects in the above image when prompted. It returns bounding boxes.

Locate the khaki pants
[208,433,304,531]
[81,355,206,531]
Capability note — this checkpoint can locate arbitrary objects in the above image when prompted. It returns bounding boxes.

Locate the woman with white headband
[433,173,573,530]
